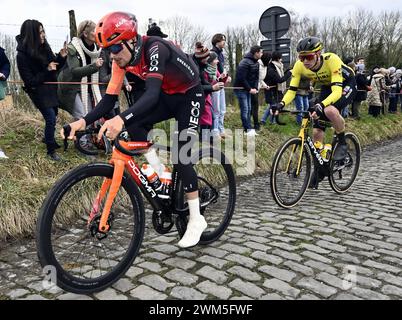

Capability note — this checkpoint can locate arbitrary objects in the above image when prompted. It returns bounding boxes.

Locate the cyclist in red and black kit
[63,12,207,248]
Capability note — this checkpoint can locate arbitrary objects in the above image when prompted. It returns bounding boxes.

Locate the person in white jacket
[251,52,270,130]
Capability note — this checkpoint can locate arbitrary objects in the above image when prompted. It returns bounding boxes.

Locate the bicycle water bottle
[142,164,162,192]
[158,167,172,199]
[321,144,332,161]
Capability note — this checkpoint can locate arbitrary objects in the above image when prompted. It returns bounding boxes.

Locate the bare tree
[377,11,402,67]
[162,15,209,54]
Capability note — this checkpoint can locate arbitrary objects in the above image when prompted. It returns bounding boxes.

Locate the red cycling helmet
[96,12,138,48]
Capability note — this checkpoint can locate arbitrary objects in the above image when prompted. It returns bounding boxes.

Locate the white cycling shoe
[178,215,207,248]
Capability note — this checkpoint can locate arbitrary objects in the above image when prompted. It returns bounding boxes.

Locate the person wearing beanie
[193,42,210,61]
[192,45,224,144]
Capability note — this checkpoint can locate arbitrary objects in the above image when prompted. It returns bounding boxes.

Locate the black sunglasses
[110,43,124,54]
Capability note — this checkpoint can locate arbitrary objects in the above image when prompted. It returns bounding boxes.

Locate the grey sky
[0,0,401,49]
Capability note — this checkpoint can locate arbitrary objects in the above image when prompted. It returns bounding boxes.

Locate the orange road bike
[270,111,361,208]
[37,126,236,294]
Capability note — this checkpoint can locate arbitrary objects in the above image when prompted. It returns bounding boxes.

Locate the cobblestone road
[1,137,402,300]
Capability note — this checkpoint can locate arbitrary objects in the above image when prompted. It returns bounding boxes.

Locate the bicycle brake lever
[102,134,113,155]
[63,125,71,151]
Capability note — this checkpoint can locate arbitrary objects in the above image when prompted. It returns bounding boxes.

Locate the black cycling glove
[308,103,325,118]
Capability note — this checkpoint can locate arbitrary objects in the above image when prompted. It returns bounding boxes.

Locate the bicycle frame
[288,116,330,176]
[90,141,178,233]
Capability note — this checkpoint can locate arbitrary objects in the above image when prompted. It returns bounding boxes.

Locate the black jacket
[0,47,10,80]
[264,61,291,104]
[355,73,369,102]
[192,55,213,95]
[16,36,66,109]
[233,52,259,92]
[211,45,225,74]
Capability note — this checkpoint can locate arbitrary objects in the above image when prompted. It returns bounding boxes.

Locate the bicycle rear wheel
[270,137,312,208]
[175,148,236,245]
[329,132,361,193]
[36,163,145,294]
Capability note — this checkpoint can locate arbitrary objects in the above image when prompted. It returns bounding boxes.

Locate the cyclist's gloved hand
[60,119,87,140]
[308,103,324,118]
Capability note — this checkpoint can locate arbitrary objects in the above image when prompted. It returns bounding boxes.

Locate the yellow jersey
[281,52,354,107]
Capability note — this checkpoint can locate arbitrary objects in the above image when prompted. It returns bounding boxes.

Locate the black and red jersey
[107,36,200,95]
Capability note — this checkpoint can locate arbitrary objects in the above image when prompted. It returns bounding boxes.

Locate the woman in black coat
[351,63,369,119]
[260,51,291,125]
[16,19,67,160]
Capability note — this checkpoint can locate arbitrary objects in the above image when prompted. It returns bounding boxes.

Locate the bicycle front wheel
[175,148,236,245]
[36,163,145,294]
[329,132,361,193]
[270,137,312,208]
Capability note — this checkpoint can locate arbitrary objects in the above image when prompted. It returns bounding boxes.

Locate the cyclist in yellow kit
[279,37,356,161]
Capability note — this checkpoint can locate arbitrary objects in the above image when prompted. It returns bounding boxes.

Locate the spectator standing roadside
[192,44,224,144]
[352,59,369,119]
[0,46,10,100]
[252,51,270,131]
[57,20,103,119]
[0,46,10,159]
[389,68,401,113]
[295,76,311,125]
[16,19,67,161]
[233,45,263,136]
[211,34,231,139]
[260,51,291,125]
[395,69,402,111]
[367,67,390,117]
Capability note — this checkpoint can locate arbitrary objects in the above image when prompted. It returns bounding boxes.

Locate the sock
[178,198,207,248]
[337,131,346,144]
[144,148,165,176]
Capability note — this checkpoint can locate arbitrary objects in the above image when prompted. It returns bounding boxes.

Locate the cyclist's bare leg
[313,128,325,144]
[324,105,345,134]
[323,105,348,160]
[178,191,207,248]
[186,191,198,201]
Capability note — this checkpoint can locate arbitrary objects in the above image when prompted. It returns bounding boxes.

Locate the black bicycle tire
[175,147,236,245]
[270,137,312,208]
[36,163,145,294]
[329,132,361,193]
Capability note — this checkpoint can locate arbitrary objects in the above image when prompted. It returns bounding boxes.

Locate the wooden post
[69,10,77,40]
[235,43,243,68]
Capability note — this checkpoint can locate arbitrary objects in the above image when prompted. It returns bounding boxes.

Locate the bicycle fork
[87,159,125,233]
[286,119,308,176]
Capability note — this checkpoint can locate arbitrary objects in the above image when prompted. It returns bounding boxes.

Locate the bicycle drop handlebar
[62,125,170,157]
[62,125,112,154]
[278,109,333,127]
